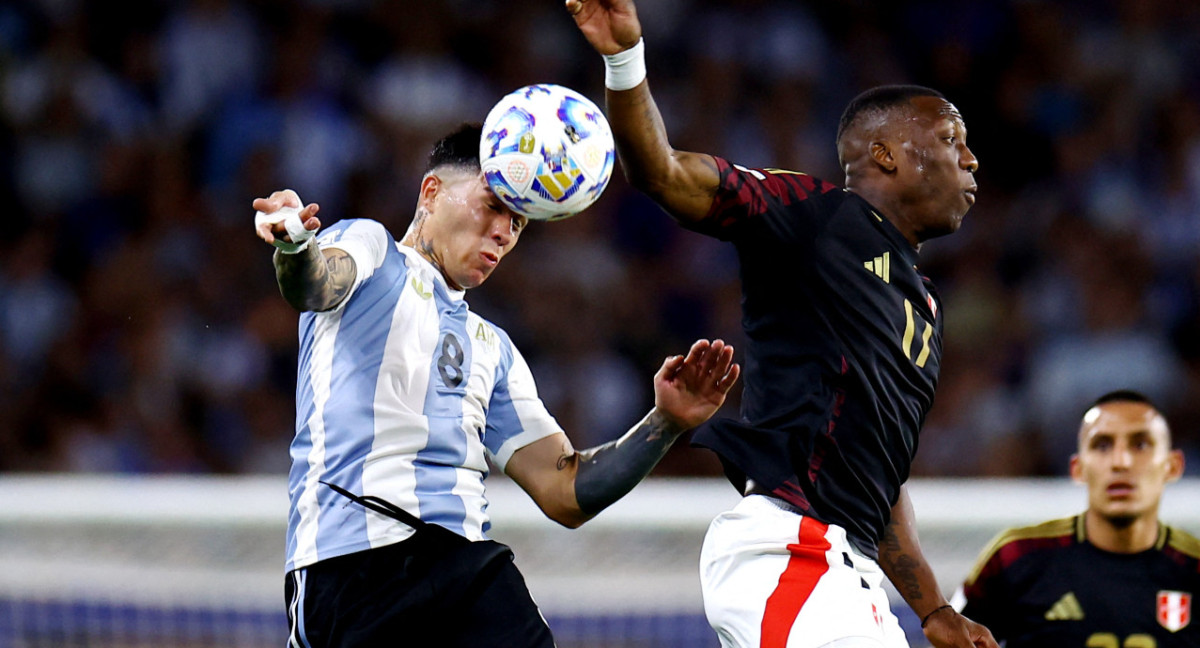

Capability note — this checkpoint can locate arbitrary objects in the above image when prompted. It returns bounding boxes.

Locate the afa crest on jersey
[1158,590,1192,632]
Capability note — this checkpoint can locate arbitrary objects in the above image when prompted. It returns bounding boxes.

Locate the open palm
[653,339,740,431]
[565,0,643,55]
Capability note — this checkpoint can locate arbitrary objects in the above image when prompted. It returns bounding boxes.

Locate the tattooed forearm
[572,409,683,515]
[275,247,356,312]
[879,525,924,602]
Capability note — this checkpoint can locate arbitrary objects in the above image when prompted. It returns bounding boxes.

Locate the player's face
[893,97,979,240]
[423,170,527,290]
[1070,402,1184,525]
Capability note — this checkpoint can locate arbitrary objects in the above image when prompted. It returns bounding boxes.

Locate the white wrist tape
[604,38,646,91]
[255,205,315,254]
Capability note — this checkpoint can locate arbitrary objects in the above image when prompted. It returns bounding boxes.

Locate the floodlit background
[0,0,1198,646]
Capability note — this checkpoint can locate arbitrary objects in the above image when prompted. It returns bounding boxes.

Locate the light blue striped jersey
[285,218,563,571]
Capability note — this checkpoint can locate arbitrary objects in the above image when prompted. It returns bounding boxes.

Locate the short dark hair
[425,122,482,175]
[835,85,946,146]
[1088,389,1158,412]
[1081,390,1172,446]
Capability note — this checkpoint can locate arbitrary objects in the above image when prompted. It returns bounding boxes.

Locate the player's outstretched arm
[566,0,720,224]
[506,339,739,528]
[879,486,1000,648]
[252,190,355,313]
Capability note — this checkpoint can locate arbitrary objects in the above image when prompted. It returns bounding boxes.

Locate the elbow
[540,495,595,529]
[546,505,592,530]
[555,515,587,530]
[622,164,667,199]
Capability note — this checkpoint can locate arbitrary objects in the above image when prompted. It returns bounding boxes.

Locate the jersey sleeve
[959,531,1017,641]
[686,156,841,244]
[484,333,565,471]
[312,218,393,312]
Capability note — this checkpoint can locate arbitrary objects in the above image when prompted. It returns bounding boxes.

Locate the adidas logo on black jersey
[863,252,890,283]
[1045,592,1085,621]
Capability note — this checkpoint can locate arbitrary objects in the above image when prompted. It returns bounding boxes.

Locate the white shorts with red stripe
[700,495,909,648]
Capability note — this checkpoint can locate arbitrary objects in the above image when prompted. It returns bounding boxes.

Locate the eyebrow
[1087,429,1155,444]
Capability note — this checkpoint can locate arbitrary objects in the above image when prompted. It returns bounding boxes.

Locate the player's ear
[418,173,442,211]
[1069,454,1084,484]
[869,141,897,173]
[1166,449,1185,482]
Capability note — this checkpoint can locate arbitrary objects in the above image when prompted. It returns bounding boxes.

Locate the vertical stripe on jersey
[290,237,406,566]
[287,570,312,648]
[760,517,832,648]
[414,282,472,536]
[288,310,342,568]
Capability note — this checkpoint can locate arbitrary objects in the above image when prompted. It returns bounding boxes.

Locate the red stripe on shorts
[759,516,831,648]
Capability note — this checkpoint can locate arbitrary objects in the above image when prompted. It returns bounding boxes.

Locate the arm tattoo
[879,523,924,603]
[275,246,356,312]
[573,409,683,516]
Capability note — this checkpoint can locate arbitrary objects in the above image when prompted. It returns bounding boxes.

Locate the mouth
[1106,481,1135,498]
[964,186,978,205]
[480,251,499,267]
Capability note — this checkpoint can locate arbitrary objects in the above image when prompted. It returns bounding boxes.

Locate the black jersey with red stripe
[688,157,944,559]
[960,515,1200,647]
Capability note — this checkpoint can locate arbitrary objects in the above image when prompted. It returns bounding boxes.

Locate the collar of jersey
[398,244,466,301]
[1074,513,1168,552]
[845,192,921,267]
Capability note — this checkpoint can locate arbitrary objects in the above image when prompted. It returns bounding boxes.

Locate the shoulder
[1165,525,1200,562]
[319,217,383,236]
[317,217,393,254]
[965,516,1078,585]
[717,160,842,205]
[699,157,844,237]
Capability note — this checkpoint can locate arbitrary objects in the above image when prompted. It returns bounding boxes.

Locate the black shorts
[285,524,555,648]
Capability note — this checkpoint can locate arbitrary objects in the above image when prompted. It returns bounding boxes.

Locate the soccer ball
[480,84,615,221]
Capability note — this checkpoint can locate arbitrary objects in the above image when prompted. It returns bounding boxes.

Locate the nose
[1112,443,1134,470]
[961,144,979,173]
[491,213,515,247]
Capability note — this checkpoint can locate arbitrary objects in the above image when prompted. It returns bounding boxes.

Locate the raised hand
[653,339,740,431]
[252,189,321,247]
[564,0,642,55]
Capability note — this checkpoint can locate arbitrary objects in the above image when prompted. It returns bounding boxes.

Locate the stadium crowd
[0,0,1197,478]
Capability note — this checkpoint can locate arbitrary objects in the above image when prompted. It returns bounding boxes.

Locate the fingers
[256,221,276,244]
[682,338,711,364]
[656,353,684,378]
[717,362,741,393]
[671,339,739,390]
[301,203,321,226]
[251,189,303,213]
[253,191,318,245]
[696,339,730,375]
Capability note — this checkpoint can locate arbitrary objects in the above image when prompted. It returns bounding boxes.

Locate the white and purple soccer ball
[480,84,615,221]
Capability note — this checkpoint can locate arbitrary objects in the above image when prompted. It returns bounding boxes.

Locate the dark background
[1,0,1197,479]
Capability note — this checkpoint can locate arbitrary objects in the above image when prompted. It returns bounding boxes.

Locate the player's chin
[943,208,968,233]
[460,267,493,289]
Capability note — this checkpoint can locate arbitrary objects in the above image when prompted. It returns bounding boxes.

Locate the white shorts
[700,495,909,648]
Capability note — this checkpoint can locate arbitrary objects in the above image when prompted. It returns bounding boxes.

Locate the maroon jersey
[689,157,944,559]
[962,515,1200,647]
